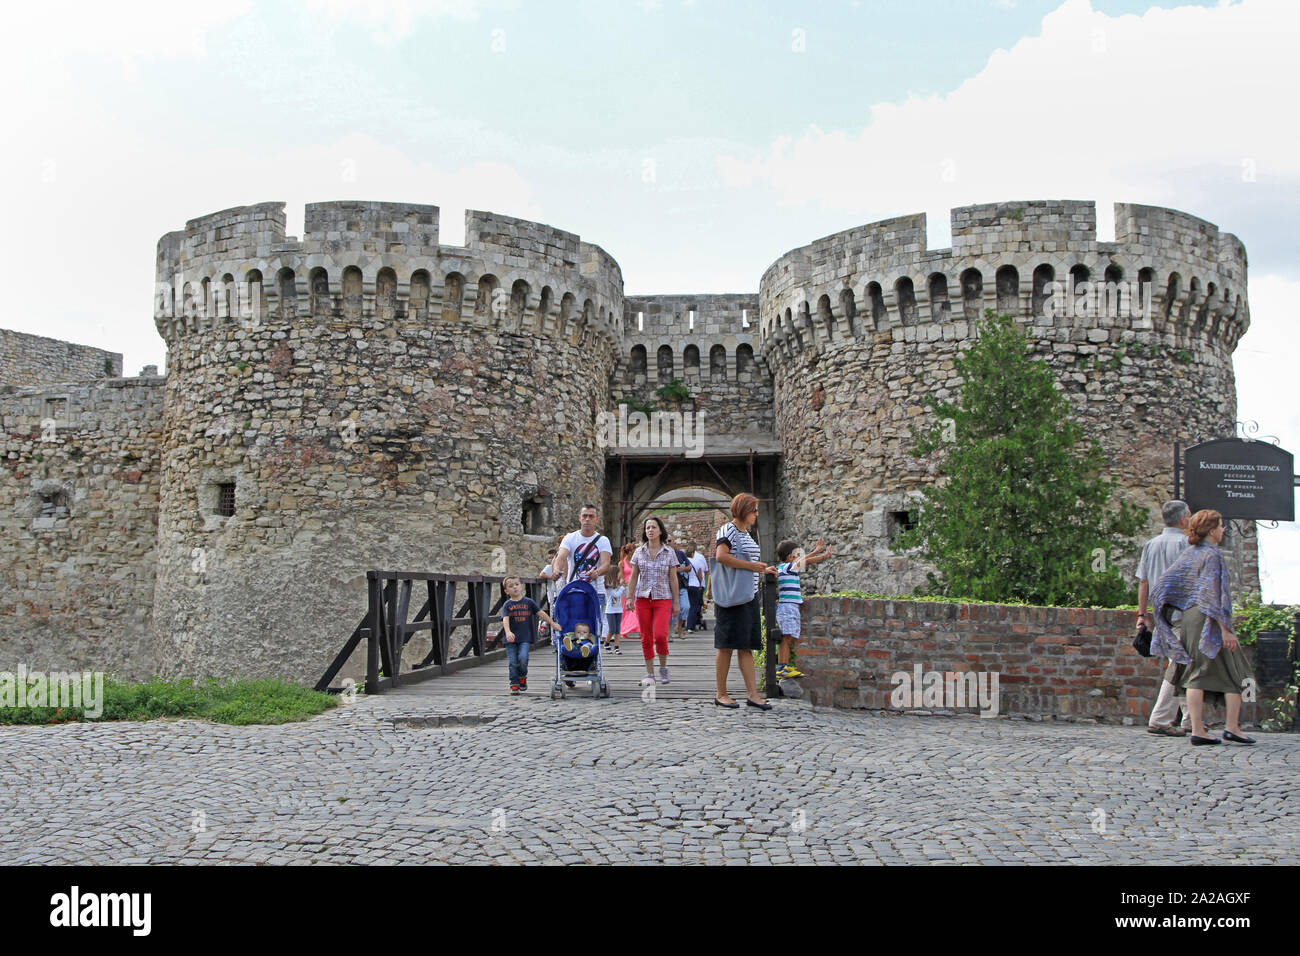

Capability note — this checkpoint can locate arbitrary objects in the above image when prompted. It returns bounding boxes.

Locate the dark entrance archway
[604,450,782,565]
[601,447,785,699]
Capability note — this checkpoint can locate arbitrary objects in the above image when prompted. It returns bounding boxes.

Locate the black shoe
[1190,735,1221,746]
[713,698,739,709]
[1223,731,1256,744]
[746,698,773,711]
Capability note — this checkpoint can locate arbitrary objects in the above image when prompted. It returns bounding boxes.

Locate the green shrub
[655,378,691,404]
[1233,602,1298,646]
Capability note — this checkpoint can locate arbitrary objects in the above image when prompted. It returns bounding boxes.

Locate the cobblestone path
[2,693,1297,865]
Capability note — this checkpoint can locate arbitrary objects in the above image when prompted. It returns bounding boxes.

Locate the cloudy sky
[4,0,1297,599]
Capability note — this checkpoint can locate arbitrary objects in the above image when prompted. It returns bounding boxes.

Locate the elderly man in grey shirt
[1137,500,1191,736]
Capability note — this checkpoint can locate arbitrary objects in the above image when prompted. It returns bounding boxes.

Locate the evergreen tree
[892,311,1145,607]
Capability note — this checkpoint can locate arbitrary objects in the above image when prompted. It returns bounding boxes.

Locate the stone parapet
[0,329,123,387]
[153,202,624,356]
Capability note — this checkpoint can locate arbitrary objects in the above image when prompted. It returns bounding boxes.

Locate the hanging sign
[1183,438,1294,522]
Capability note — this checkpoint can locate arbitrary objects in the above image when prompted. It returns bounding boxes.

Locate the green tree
[892,311,1145,607]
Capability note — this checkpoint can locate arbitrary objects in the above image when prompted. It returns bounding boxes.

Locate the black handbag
[1132,622,1153,658]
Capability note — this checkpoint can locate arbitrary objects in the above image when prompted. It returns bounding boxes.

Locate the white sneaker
[659,666,671,684]
[640,674,656,686]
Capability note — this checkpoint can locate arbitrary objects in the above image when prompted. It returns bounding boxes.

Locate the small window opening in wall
[217,483,236,517]
[887,510,916,541]
[741,308,750,329]
[688,309,696,331]
[43,397,67,421]
[39,489,70,518]
[522,494,549,535]
[637,311,644,332]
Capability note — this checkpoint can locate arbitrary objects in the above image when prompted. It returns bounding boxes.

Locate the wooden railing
[314,571,551,694]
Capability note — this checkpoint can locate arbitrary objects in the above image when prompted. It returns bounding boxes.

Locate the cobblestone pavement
[2,693,1298,865]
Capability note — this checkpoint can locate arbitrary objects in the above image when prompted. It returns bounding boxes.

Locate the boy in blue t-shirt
[774,538,832,680]
[502,575,558,695]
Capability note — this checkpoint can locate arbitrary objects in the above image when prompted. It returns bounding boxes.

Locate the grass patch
[0,676,340,726]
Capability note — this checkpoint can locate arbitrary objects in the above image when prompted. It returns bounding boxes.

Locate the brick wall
[646,507,728,556]
[798,595,1266,722]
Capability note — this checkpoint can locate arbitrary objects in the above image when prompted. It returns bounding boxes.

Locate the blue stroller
[549,579,610,699]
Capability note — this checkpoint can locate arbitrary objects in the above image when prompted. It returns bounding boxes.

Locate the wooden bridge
[316,570,781,701]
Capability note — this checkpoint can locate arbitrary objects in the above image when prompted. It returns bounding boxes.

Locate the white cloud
[716,0,1299,244]
[296,0,484,43]
[0,1,253,78]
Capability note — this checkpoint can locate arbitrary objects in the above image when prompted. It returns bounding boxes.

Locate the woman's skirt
[1164,605,1254,698]
[714,593,762,651]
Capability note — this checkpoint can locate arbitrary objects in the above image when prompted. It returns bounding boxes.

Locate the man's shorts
[775,602,802,641]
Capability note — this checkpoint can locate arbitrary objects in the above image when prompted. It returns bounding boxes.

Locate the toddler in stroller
[550,579,611,699]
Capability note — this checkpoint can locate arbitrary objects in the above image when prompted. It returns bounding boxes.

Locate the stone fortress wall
[0,198,1259,683]
[758,200,1255,595]
[0,376,165,676]
[612,294,774,447]
[1,329,123,387]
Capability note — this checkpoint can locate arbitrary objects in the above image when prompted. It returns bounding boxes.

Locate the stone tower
[758,201,1253,594]
[152,201,622,680]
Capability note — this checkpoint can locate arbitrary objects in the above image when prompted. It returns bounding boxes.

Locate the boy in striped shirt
[775,538,832,680]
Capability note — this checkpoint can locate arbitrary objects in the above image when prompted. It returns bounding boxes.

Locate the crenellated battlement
[303,201,440,255]
[153,201,625,353]
[758,200,1249,366]
[619,294,764,385]
[611,293,774,449]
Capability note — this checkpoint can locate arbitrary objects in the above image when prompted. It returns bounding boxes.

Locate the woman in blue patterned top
[713,493,777,710]
[1149,509,1255,746]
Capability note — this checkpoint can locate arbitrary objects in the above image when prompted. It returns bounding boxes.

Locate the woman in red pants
[624,516,680,687]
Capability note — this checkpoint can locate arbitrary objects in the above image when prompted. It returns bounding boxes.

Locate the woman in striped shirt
[713,493,777,709]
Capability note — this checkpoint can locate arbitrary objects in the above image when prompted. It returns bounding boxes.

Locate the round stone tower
[152,201,622,681]
[758,200,1254,595]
